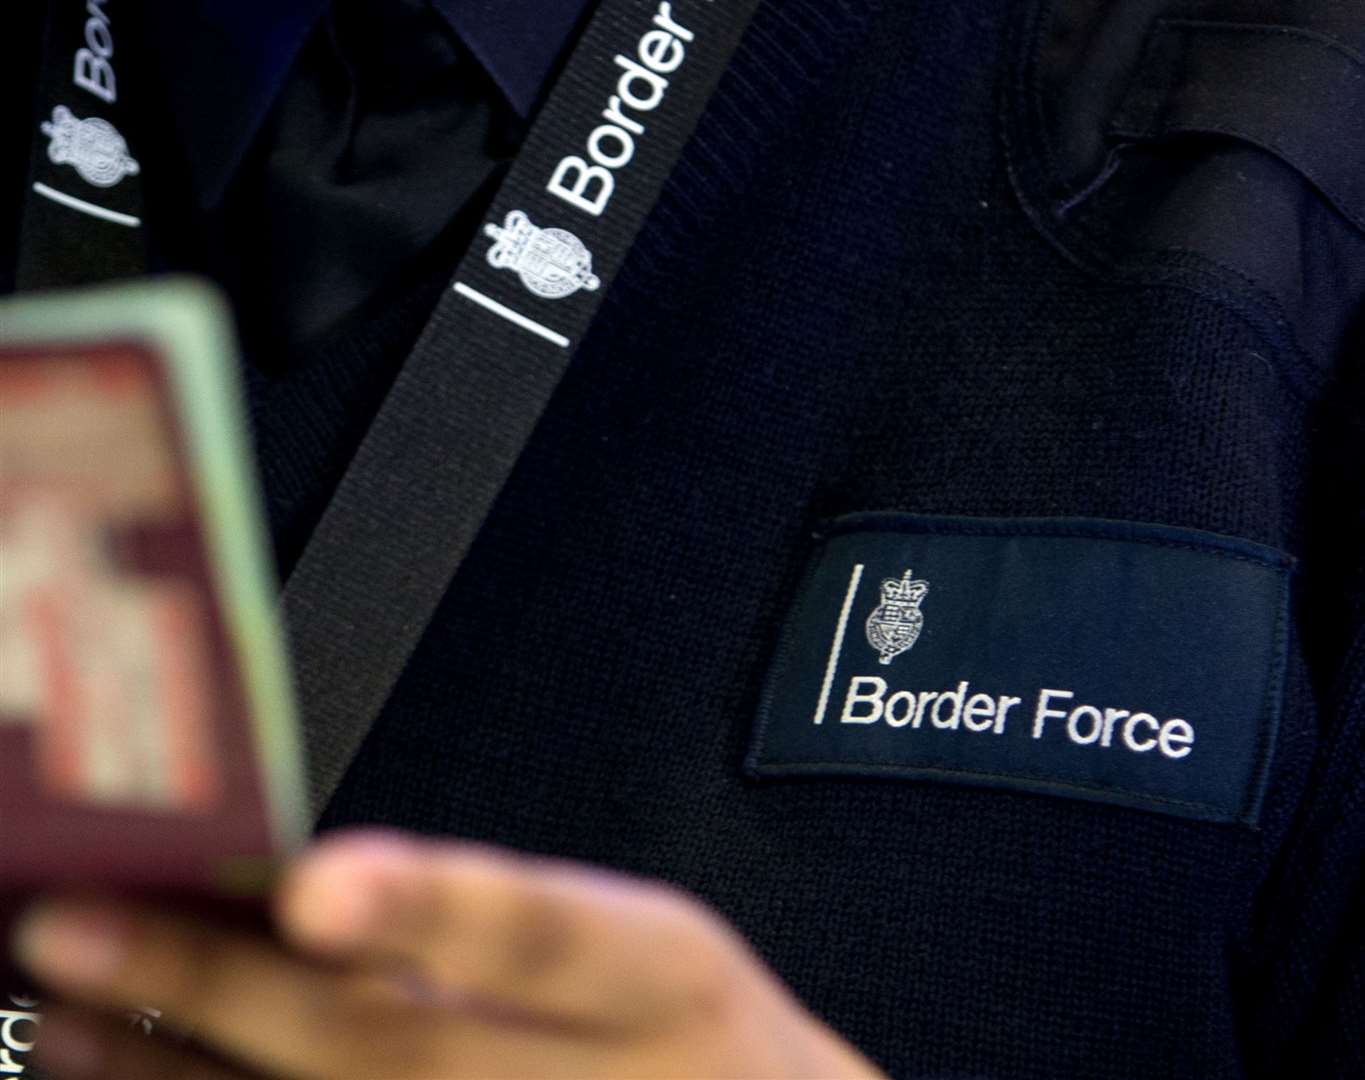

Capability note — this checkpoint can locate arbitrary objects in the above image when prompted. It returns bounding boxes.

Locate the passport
[0,280,307,1045]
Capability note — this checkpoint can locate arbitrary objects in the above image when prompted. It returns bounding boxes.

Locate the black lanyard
[285,0,763,818]
[20,0,764,819]
[18,0,149,288]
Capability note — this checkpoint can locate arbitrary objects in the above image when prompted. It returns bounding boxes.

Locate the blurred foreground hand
[10,830,886,1078]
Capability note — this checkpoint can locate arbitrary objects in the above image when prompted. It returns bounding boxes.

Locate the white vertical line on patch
[813,562,864,725]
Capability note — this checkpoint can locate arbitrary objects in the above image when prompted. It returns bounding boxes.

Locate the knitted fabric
[238,1,1364,1076]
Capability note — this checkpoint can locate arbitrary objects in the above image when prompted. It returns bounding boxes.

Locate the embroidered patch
[745,515,1294,825]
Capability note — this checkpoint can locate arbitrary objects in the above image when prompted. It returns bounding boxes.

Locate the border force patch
[745,514,1294,826]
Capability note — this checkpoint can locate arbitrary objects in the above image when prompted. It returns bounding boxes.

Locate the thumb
[273,828,750,1032]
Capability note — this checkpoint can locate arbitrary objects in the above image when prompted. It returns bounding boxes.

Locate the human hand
[11,830,887,1078]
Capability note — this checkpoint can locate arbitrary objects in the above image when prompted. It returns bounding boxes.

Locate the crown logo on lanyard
[41,106,140,189]
[483,210,601,299]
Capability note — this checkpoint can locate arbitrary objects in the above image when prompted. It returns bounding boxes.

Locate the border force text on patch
[745,514,1293,825]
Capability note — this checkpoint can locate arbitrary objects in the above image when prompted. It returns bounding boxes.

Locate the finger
[32,1005,251,1080]
[11,898,643,1079]
[276,830,759,1032]
[9,897,445,1078]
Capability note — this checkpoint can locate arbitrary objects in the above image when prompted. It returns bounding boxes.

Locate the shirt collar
[148,0,593,209]
[146,0,329,209]
[432,0,595,119]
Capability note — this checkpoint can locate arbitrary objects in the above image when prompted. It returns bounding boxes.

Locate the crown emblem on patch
[483,210,601,299]
[865,569,929,665]
[41,105,140,188]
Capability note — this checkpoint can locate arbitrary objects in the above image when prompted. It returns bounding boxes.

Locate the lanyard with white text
[15,0,765,819]
[283,0,764,817]
[17,0,148,289]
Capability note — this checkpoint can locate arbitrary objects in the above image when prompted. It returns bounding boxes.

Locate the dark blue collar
[148,0,593,208]
[431,0,595,119]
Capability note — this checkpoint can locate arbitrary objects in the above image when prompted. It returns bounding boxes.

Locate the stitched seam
[1122,246,1307,319]
[1157,18,1365,69]
[1027,0,1067,197]
[1108,120,1365,234]
[1241,569,1293,824]
[824,515,1296,569]
[745,529,830,770]
[750,760,1236,816]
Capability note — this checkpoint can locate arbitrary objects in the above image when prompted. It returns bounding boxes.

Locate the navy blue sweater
[10,0,1365,1076]
[305,2,1364,1075]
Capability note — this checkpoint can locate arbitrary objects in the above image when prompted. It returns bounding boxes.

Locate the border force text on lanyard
[15,0,763,819]
[18,0,149,287]
[282,0,762,817]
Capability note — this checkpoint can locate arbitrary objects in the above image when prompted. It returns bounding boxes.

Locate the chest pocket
[1003,0,1365,377]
